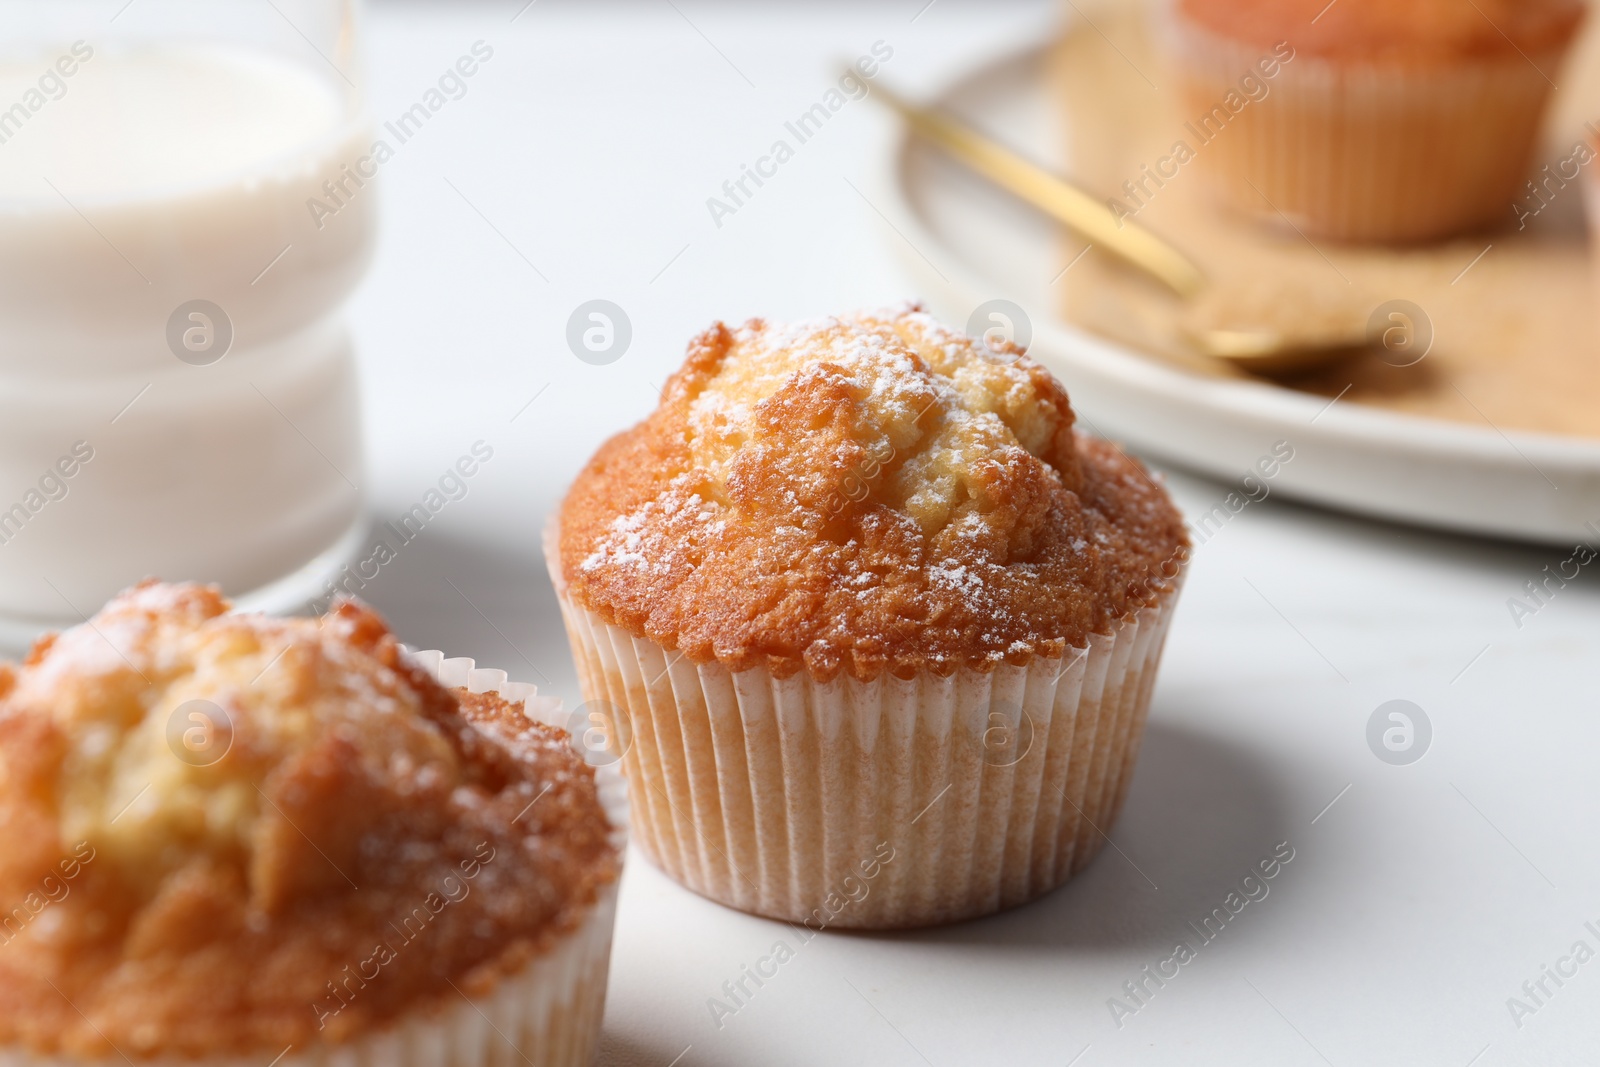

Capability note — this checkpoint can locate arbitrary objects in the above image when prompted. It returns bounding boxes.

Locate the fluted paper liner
[547,519,1181,929]
[1159,9,1563,243]
[3,655,630,1067]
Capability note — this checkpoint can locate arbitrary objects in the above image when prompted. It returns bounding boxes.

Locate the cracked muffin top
[557,305,1187,682]
[0,581,618,1059]
[1177,0,1585,63]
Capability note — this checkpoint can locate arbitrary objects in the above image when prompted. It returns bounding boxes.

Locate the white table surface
[349,3,1600,1064]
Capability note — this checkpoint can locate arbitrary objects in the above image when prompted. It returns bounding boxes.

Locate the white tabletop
[351,3,1600,1064]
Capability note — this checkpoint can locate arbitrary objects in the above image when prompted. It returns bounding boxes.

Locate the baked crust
[1176,0,1585,63]
[0,582,618,1059]
[559,305,1188,682]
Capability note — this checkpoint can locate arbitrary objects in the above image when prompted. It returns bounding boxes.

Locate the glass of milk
[0,0,376,646]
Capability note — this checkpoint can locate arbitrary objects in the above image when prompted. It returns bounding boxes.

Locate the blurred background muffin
[1158,0,1587,242]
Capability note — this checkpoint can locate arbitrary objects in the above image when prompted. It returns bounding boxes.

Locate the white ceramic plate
[872,41,1600,546]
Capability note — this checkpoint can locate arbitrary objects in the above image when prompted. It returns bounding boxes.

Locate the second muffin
[0,582,624,1066]
[551,305,1188,928]
[1161,0,1585,243]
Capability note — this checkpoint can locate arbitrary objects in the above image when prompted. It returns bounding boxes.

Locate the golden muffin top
[558,305,1187,682]
[1177,0,1585,63]
[0,582,617,1058]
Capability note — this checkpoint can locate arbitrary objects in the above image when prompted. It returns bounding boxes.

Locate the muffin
[549,305,1187,928]
[0,581,625,1066]
[1160,0,1585,242]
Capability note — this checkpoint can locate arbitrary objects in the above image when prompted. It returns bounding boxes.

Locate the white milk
[0,43,375,633]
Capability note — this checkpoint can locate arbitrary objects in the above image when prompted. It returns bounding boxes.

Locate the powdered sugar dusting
[565,305,1188,680]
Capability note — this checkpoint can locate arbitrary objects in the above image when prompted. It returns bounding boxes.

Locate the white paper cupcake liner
[0,656,628,1067]
[1156,7,1563,242]
[547,518,1182,929]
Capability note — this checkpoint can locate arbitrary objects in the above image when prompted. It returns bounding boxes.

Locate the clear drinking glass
[0,0,375,646]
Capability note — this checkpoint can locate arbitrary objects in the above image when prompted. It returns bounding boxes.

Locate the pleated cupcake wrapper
[1156,9,1561,242]
[3,656,628,1067]
[547,519,1183,928]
